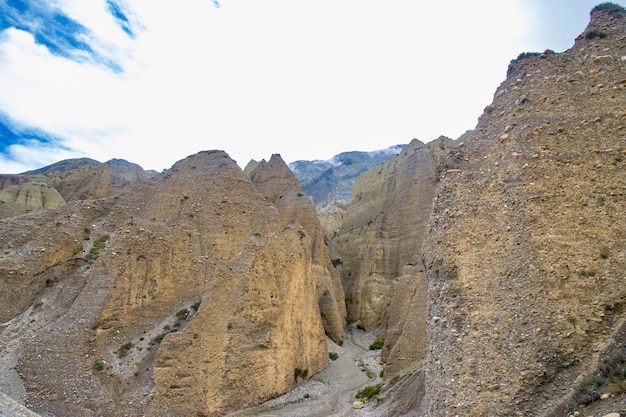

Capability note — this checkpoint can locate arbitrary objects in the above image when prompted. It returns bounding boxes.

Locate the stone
[352,401,364,409]
[600,393,610,400]
[593,54,614,65]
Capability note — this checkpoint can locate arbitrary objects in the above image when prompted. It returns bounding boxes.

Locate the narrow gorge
[0,4,625,417]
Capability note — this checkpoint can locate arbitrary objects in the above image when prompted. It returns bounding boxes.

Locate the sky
[0,0,623,173]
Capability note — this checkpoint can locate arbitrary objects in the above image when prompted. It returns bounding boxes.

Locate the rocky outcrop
[0,158,151,219]
[248,154,346,344]
[0,181,65,217]
[0,151,333,416]
[417,5,626,416]
[332,137,454,332]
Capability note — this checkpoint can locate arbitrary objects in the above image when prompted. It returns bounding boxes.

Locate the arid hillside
[359,4,625,416]
[0,158,153,219]
[0,151,344,417]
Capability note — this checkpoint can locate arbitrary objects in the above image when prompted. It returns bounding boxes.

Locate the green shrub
[115,341,133,358]
[86,234,110,262]
[576,346,626,404]
[150,333,166,346]
[601,249,610,259]
[355,383,382,400]
[581,268,597,277]
[567,314,578,325]
[176,308,189,321]
[369,339,385,350]
[93,359,105,371]
[585,30,607,40]
[191,300,202,311]
[379,368,385,378]
[329,352,339,361]
[592,2,626,15]
[294,367,309,380]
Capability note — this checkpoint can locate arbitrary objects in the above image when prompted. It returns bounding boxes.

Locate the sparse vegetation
[294,367,309,380]
[329,352,339,361]
[150,332,167,346]
[93,359,105,371]
[176,308,189,321]
[191,300,202,312]
[87,234,110,262]
[592,2,626,15]
[379,368,385,378]
[116,341,133,358]
[581,268,597,277]
[83,227,92,240]
[355,383,382,400]
[585,30,607,40]
[601,249,610,259]
[369,339,385,350]
[576,347,626,404]
[567,314,578,326]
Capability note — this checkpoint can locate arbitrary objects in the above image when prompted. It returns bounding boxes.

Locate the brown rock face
[419,7,626,416]
[248,154,346,344]
[332,137,454,330]
[0,151,331,417]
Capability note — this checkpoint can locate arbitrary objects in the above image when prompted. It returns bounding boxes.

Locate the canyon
[1,4,626,417]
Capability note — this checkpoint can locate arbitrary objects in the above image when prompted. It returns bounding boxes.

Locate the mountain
[288,145,404,210]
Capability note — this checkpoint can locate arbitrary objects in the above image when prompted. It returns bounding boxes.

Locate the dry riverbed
[227,326,384,417]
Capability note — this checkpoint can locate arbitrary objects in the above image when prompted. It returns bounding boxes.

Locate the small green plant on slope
[577,347,626,404]
[567,314,578,326]
[87,234,110,262]
[329,352,339,361]
[369,339,384,350]
[93,359,105,371]
[355,383,382,400]
[115,341,133,358]
[294,367,308,380]
[580,268,597,277]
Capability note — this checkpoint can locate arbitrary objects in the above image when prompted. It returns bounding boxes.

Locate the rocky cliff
[0,151,341,416]
[414,4,625,416]
[248,154,346,344]
[329,137,455,376]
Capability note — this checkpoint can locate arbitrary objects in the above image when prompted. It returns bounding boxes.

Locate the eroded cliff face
[248,154,346,344]
[0,151,332,416]
[418,6,626,416]
[331,138,454,373]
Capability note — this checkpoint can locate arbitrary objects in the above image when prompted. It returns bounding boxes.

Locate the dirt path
[228,328,380,417]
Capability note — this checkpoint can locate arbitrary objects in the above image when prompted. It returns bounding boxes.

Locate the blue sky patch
[0,0,129,72]
[106,0,135,37]
[0,115,60,154]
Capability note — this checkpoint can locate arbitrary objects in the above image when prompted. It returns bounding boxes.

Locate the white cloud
[0,0,618,174]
